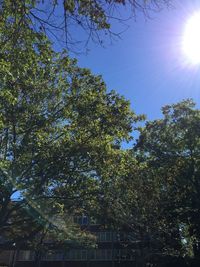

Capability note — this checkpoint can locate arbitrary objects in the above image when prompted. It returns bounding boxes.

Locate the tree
[99,151,166,266]
[105,99,200,266]
[135,99,200,261]
[0,0,172,52]
[0,7,139,254]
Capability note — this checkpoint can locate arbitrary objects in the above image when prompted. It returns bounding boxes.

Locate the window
[17,251,33,261]
[66,250,87,260]
[81,250,87,260]
[43,251,63,260]
[73,215,88,225]
[90,249,112,260]
[96,231,113,242]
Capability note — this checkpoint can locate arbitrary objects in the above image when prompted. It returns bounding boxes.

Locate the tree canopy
[1,2,200,267]
[135,99,200,259]
[0,8,140,252]
[0,0,172,51]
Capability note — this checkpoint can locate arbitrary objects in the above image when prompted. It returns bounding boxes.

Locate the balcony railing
[17,249,138,261]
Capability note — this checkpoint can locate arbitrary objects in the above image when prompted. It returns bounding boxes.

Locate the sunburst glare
[182,11,200,65]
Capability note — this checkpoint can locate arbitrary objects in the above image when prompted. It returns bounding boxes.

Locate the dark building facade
[0,216,144,267]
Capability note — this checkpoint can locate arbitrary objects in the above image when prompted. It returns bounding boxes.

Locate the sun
[182,11,200,65]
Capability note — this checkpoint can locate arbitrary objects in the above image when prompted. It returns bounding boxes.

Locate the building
[0,215,145,267]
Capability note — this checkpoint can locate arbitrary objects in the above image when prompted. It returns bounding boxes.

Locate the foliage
[0,7,138,251]
[135,99,200,259]
[2,3,200,266]
[0,0,172,51]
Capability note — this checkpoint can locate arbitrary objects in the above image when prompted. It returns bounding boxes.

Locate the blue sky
[75,0,200,121]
